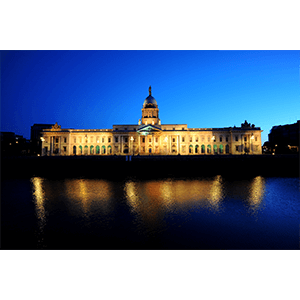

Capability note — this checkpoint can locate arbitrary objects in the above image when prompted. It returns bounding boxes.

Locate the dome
[143,86,158,108]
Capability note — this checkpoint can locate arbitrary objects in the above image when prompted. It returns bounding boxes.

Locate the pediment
[137,125,162,133]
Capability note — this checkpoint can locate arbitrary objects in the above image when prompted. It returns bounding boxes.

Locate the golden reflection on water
[125,176,225,221]
[248,176,265,211]
[64,179,113,214]
[31,177,46,246]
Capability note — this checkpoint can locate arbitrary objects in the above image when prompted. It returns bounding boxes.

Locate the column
[159,135,161,155]
[52,136,54,155]
[177,134,180,154]
[138,134,140,154]
[59,136,61,155]
[120,136,123,155]
[145,135,148,154]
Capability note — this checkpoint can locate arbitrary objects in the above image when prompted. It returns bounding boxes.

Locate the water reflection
[125,176,225,222]
[30,176,267,247]
[64,179,113,216]
[248,176,265,212]
[31,177,47,247]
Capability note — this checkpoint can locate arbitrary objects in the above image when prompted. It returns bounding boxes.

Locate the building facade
[265,120,299,154]
[41,87,263,156]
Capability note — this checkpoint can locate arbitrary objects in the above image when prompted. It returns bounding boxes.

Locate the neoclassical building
[41,87,262,156]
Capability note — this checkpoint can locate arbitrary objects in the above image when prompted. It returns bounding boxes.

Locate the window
[226,144,230,154]
[102,137,104,143]
[173,128,175,130]
[149,138,152,143]
[125,128,127,130]
[190,137,192,142]
[236,145,239,151]
[74,138,76,143]
[182,137,185,142]
[115,137,118,143]
[142,137,145,143]
[244,137,247,142]
[235,136,238,142]
[219,145,223,154]
[182,127,185,130]
[56,138,59,143]
[207,145,211,153]
[226,136,229,142]
[108,137,111,143]
[96,145,100,154]
[124,137,128,143]
[64,137,67,143]
[115,128,118,131]
[155,137,158,143]
[201,145,205,153]
[255,136,258,142]
[173,138,175,143]
[220,136,222,142]
[63,146,67,152]
[213,145,217,154]
[207,136,210,142]
[195,137,198,142]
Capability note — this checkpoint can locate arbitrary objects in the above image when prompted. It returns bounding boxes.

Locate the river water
[1,176,299,249]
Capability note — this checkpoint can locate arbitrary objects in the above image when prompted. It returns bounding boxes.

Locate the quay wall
[2,154,299,179]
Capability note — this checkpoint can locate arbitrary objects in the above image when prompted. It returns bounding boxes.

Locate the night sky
[1,50,299,144]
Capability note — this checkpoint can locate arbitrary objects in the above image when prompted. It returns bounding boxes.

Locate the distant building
[1,132,30,156]
[41,87,263,156]
[31,124,54,155]
[267,120,300,154]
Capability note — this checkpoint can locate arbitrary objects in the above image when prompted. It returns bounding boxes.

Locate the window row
[185,144,230,154]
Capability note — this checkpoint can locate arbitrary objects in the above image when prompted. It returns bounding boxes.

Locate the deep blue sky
[1,50,299,143]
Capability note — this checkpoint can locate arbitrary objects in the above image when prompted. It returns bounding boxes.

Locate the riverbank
[2,154,299,179]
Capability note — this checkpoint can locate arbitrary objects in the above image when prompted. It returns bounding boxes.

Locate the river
[1,176,299,249]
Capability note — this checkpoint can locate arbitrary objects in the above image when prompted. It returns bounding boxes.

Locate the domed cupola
[143,86,158,108]
[139,86,161,126]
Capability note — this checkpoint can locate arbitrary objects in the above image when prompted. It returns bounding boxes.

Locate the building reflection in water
[248,176,265,212]
[64,179,113,216]
[31,177,47,247]
[125,176,225,227]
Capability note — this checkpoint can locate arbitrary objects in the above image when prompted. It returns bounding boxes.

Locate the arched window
[219,145,223,154]
[207,145,211,153]
[79,145,83,154]
[90,145,94,154]
[213,145,218,154]
[123,145,128,154]
[195,145,199,153]
[73,145,76,155]
[96,145,100,154]
[189,145,193,154]
[201,144,205,154]
[102,145,106,154]
[225,144,230,154]
[108,145,112,154]
[84,145,88,155]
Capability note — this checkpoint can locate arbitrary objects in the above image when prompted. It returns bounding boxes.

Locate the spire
[149,86,152,96]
